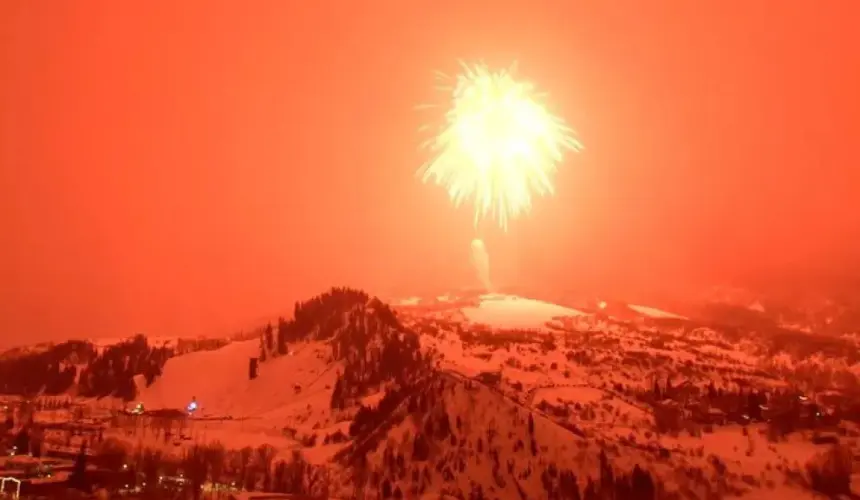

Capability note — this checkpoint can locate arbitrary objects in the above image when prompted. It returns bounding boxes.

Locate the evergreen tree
[277,317,289,355]
[31,434,42,458]
[598,450,615,494]
[330,377,345,410]
[583,479,598,500]
[12,427,29,455]
[631,465,656,500]
[69,444,90,492]
[265,323,274,354]
[259,334,267,362]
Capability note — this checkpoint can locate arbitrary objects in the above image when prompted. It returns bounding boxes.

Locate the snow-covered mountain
[5,287,860,498]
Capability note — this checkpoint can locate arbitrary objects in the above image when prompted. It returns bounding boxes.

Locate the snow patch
[462,294,588,329]
[627,304,688,320]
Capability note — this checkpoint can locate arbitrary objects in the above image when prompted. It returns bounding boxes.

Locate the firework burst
[418,61,582,232]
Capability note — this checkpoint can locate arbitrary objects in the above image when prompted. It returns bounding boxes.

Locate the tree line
[0,335,172,401]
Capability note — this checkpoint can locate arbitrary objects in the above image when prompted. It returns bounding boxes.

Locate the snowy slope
[627,304,688,320]
[393,292,688,329]
[136,339,337,419]
[461,293,588,328]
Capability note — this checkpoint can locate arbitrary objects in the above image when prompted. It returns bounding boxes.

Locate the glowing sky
[1,1,858,346]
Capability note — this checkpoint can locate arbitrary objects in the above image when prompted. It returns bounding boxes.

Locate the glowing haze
[1,3,858,347]
[419,62,582,232]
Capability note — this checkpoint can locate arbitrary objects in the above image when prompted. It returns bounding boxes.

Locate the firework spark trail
[418,61,583,232]
[471,238,493,292]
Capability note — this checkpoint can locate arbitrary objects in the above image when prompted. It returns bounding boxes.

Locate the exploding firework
[418,62,582,232]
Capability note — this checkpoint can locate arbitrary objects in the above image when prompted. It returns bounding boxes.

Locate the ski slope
[136,339,337,420]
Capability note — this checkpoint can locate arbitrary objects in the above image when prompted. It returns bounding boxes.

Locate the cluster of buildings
[649,378,848,435]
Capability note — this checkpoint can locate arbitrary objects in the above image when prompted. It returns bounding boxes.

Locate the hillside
[7,287,860,498]
[0,335,228,400]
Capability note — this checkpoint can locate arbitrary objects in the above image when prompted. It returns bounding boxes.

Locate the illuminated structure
[0,477,21,499]
[131,402,145,415]
[186,397,198,415]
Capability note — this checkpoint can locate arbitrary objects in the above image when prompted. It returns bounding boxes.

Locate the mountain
[5,287,860,498]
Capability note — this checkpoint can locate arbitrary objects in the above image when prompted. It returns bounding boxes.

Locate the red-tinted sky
[1,2,858,346]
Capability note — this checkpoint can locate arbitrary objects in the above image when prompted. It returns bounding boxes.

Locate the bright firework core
[419,62,582,232]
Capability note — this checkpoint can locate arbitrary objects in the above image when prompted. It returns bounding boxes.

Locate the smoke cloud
[471,238,493,292]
